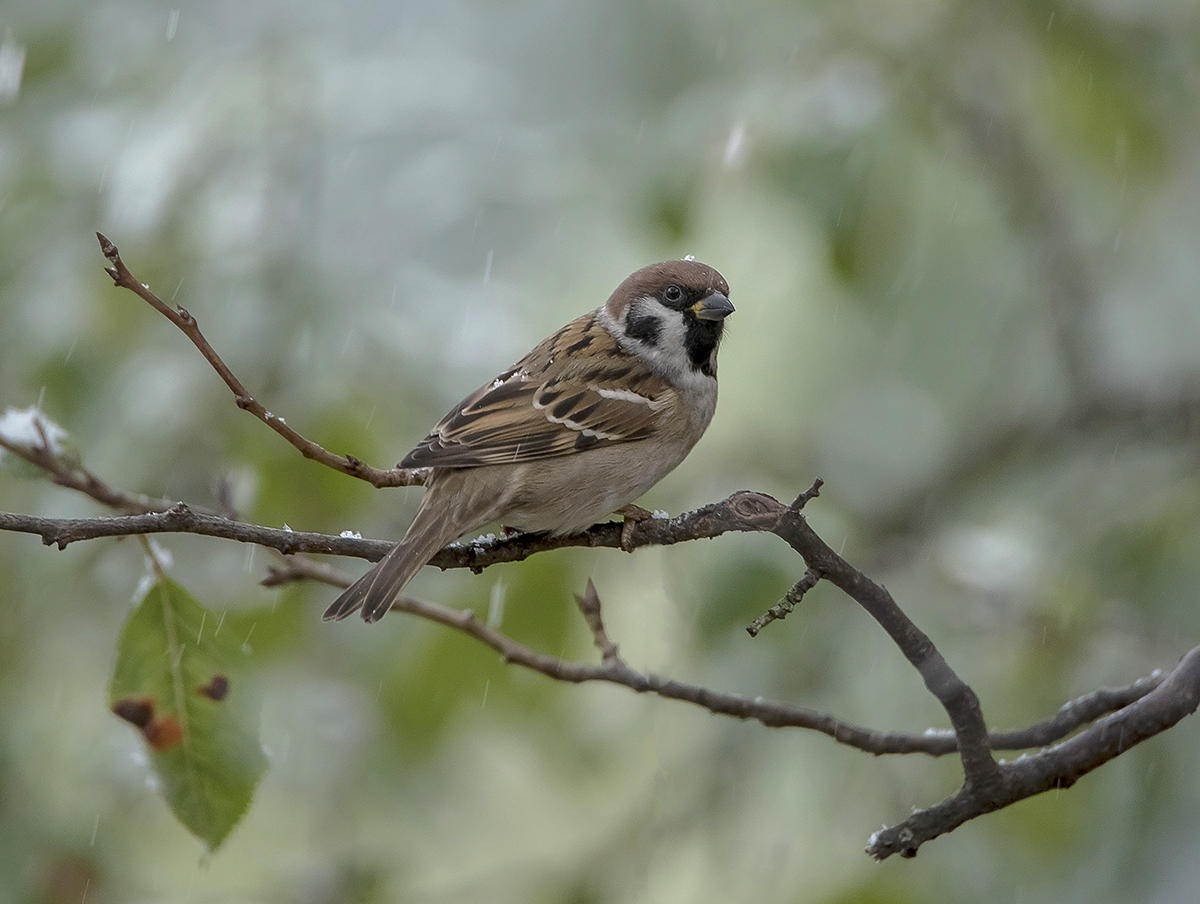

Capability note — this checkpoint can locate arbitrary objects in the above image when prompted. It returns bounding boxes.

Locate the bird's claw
[615,504,654,552]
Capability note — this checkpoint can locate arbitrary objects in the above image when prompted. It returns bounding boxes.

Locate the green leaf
[109,577,267,851]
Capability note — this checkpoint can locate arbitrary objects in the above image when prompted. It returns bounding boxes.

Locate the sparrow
[323,259,734,623]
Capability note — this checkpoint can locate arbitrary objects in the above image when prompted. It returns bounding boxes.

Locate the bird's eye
[663,285,683,303]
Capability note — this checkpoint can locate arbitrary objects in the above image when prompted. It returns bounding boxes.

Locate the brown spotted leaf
[108,578,266,851]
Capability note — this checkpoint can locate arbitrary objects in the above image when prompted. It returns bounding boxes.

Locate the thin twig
[573,579,622,665]
[0,434,178,514]
[746,568,822,637]
[790,477,824,510]
[261,556,357,588]
[985,672,1167,751]
[95,233,426,489]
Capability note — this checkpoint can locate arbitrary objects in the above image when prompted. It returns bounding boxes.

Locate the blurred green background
[3,0,1200,900]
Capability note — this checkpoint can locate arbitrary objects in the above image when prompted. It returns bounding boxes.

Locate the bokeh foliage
[2,0,1200,901]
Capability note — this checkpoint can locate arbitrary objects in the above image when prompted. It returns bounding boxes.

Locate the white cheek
[656,309,688,350]
[600,298,716,394]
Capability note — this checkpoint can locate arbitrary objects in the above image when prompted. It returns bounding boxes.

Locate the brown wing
[400,311,677,468]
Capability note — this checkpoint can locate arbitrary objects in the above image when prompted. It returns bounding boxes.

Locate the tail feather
[322,504,462,624]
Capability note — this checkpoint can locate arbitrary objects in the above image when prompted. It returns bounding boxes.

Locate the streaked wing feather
[400,313,674,468]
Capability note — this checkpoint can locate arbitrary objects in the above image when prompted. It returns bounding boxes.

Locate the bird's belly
[489,443,685,535]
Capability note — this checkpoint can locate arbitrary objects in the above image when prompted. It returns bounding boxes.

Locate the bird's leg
[615,503,654,552]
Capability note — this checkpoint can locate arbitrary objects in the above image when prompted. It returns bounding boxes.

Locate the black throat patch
[684,318,723,377]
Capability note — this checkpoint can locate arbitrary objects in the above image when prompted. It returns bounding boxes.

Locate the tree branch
[0,495,1174,769]
[760,496,1003,793]
[95,233,426,489]
[0,491,792,567]
[0,433,176,515]
[867,646,1200,859]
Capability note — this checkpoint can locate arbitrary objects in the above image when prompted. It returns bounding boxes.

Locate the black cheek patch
[625,311,662,347]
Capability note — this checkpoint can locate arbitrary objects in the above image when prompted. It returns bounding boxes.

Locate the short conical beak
[692,291,734,321]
